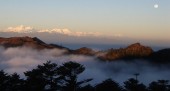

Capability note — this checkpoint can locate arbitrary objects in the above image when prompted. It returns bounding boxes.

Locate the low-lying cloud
[0,46,170,85]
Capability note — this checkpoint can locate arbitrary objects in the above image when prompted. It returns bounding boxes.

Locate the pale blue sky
[0,0,170,41]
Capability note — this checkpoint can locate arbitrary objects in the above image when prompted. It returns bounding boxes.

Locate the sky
[0,0,170,46]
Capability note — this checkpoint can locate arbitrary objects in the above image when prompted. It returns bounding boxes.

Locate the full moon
[154,4,159,8]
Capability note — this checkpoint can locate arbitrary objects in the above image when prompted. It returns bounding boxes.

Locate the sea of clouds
[0,46,170,85]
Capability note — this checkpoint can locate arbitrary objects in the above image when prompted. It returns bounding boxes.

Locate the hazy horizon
[0,0,170,47]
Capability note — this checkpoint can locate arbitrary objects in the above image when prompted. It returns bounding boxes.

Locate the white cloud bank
[0,46,170,85]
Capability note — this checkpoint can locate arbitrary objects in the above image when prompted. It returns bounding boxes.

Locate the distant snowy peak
[38,28,71,35]
[38,29,101,37]
[3,25,102,37]
[7,25,33,33]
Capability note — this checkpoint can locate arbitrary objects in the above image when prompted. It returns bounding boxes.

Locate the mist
[0,46,170,85]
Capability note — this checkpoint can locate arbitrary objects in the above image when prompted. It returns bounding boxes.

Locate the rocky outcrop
[97,43,153,61]
[125,43,153,57]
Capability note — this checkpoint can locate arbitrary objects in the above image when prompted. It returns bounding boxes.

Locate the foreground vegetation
[0,61,170,91]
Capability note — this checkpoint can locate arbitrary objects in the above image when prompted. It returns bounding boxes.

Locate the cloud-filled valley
[0,1,170,90]
[0,46,170,85]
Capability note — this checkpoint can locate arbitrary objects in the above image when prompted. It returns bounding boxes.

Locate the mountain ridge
[0,36,169,63]
[0,36,68,50]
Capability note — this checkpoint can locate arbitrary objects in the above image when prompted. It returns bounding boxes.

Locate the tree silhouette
[95,78,122,91]
[0,70,10,91]
[24,61,61,91]
[124,78,147,91]
[1,61,170,91]
[78,84,95,91]
[8,73,24,91]
[58,61,92,91]
[148,80,170,91]
[0,70,24,91]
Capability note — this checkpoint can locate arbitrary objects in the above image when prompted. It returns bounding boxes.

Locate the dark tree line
[0,61,170,91]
